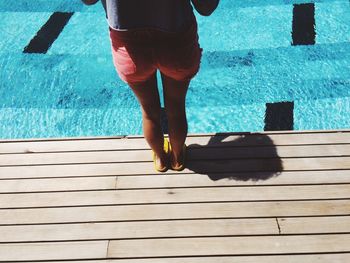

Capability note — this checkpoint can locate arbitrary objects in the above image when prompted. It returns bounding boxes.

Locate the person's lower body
[128,72,190,171]
[109,21,202,171]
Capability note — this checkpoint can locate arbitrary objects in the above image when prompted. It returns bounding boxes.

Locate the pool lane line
[264,102,294,131]
[292,3,316,46]
[23,12,74,54]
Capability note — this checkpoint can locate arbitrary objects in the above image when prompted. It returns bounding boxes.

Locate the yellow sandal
[153,138,170,173]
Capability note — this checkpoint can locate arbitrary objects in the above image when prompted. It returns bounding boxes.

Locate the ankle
[171,150,181,163]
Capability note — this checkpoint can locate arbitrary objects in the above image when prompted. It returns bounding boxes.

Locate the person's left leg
[161,73,190,168]
[109,28,169,170]
[128,73,168,171]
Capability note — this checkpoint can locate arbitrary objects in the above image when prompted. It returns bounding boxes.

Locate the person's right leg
[129,73,168,170]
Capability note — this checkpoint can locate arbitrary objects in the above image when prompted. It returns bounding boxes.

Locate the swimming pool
[0,0,349,139]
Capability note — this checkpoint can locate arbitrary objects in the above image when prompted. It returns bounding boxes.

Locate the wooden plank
[185,157,350,174]
[1,132,349,154]
[188,144,350,160]
[2,217,349,243]
[0,177,116,193]
[0,218,277,242]
[1,185,350,209]
[1,144,349,166]
[108,234,350,258]
[116,171,350,189]
[0,150,151,166]
[0,200,349,225]
[278,216,350,234]
[0,163,154,179]
[1,170,350,193]
[0,138,148,154]
[2,170,350,193]
[185,133,350,147]
[0,241,108,261]
[28,254,350,263]
[1,157,350,179]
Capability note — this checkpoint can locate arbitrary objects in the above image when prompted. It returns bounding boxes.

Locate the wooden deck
[0,130,350,262]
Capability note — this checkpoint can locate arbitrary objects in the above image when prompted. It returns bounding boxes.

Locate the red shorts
[109,20,202,85]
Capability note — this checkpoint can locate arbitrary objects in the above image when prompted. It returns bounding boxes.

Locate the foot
[170,144,186,171]
[154,152,168,172]
[153,139,170,173]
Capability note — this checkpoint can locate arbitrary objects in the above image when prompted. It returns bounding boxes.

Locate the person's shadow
[186,133,283,181]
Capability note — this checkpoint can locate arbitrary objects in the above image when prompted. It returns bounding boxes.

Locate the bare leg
[161,73,190,166]
[129,73,167,169]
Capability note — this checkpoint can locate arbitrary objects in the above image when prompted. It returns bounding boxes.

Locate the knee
[142,105,161,122]
[166,107,186,123]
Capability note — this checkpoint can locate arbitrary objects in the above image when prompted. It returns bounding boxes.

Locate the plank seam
[1,171,350,180]
[2,233,350,244]
[1,199,350,212]
[276,218,282,234]
[0,215,347,227]
[2,214,350,226]
[1,142,350,155]
[114,176,118,190]
[1,197,350,210]
[3,154,350,167]
[106,240,110,258]
[2,155,350,166]
[103,251,350,260]
[2,183,350,194]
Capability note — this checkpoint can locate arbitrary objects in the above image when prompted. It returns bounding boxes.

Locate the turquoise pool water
[0,0,349,139]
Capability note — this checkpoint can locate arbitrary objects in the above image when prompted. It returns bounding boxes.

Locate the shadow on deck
[187,133,283,181]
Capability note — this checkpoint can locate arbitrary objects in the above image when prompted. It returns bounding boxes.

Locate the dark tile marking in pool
[264,102,294,131]
[161,107,169,134]
[206,51,254,68]
[292,3,316,45]
[23,12,74,54]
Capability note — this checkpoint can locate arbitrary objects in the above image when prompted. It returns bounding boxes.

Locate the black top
[101,0,195,32]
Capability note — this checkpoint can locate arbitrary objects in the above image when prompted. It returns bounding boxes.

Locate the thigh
[129,72,161,118]
[161,73,190,116]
